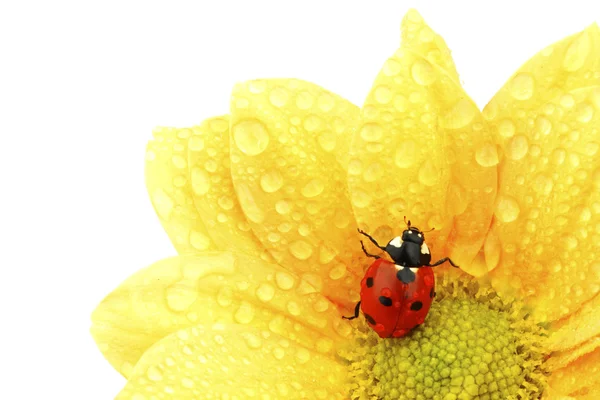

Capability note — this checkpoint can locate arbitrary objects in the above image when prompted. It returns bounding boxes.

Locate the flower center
[341,274,548,399]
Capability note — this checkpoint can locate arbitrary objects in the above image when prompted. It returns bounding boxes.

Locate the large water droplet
[275,271,296,290]
[441,99,476,129]
[418,159,440,186]
[317,132,336,152]
[563,30,591,71]
[232,120,270,156]
[190,230,211,250]
[296,91,314,110]
[166,282,197,311]
[495,195,521,222]
[497,119,516,138]
[260,169,284,193]
[234,301,255,324]
[394,140,418,168]
[475,143,499,167]
[289,240,313,260]
[359,123,383,142]
[191,167,211,195]
[507,135,529,160]
[236,183,265,223]
[411,59,436,86]
[351,190,372,208]
[301,179,324,198]
[509,73,534,100]
[269,87,289,107]
[374,86,392,104]
[152,188,174,219]
[532,174,554,195]
[382,58,401,76]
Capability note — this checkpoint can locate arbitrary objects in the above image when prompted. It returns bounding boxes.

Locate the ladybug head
[402,217,432,245]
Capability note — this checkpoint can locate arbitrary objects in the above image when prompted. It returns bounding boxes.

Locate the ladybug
[343,217,459,338]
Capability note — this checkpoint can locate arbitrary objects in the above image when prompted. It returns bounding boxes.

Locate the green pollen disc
[340,274,549,400]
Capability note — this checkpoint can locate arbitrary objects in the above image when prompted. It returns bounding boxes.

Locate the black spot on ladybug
[379,296,393,306]
[396,267,416,283]
[430,288,435,298]
[411,301,423,311]
[364,313,376,325]
[366,277,374,288]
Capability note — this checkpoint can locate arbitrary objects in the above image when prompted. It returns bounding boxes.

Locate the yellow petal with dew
[548,346,600,397]
[548,292,600,353]
[229,79,362,309]
[400,9,460,83]
[348,12,496,275]
[484,24,600,322]
[187,115,270,259]
[547,335,600,372]
[146,126,217,254]
[90,252,352,378]
[116,323,348,400]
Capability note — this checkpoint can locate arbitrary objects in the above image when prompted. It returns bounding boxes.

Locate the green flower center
[341,274,548,399]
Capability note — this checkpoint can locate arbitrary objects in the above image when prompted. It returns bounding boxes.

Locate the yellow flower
[91,9,600,399]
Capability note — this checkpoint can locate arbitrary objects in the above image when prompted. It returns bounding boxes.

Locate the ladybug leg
[360,240,380,259]
[342,301,361,320]
[357,229,386,251]
[428,257,460,268]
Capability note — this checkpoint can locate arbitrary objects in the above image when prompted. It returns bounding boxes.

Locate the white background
[1,1,599,399]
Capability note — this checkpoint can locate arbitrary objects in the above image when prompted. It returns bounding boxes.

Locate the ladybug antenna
[423,227,436,233]
[404,216,411,228]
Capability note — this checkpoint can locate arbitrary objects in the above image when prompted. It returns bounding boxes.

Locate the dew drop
[411,59,436,86]
[191,168,211,196]
[255,283,275,302]
[534,116,552,136]
[329,263,347,280]
[301,179,324,198]
[289,240,313,260]
[296,91,314,110]
[172,155,187,169]
[190,230,211,250]
[181,378,195,389]
[146,366,163,382]
[418,159,441,186]
[532,174,554,195]
[351,190,372,208]
[363,162,383,182]
[232,120,270,156]
[475,143,499,167]
[269,87,289,107]
[152,188,174,219]
[576,103,594,123]
[563,30,591,72]
[387,198,407,216]
[509,73,535,100]
[236,183,265,223]
[234,301,255,324]
[374,86,392,103]
[317,93,335,112]
[217,287,233,307]
[166,283,198,312]
[560,94,575,109]
[394,140,418,168]
[275,271,296,290]
[359,123,383,142]
[317,132,336,152]
[275,199,291,214]
[189,136,205,152]
[497,119,516,138]
[441,98,476,129]
[260,169,284,193]
[551,148,566,165]
[495,195,521,222]
[506,135,529,160]
[382,58,401,76]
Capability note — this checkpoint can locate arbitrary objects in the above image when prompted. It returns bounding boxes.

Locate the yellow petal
[484,24,600,322]
[90,252,352,378]
[229,78,363,308]
[116,324,348,399]
[548,346,600,397]
[146,126,217,254]
[348,12,496,275]
[549,292,600,352]
[547,335,600,372]
[187,115,269,259]
[400,9,460,83]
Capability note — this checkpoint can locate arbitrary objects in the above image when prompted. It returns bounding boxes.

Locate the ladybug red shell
[359,259,435,338]
[344,218,458,338]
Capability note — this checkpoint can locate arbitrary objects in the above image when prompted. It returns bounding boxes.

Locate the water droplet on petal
[507,135,529,160]
[374,86,392,103]
[269,87,289,107]
[475,143,499,167]
[301,179,324,198]
[289,240,313,260]
[418,159,440,186]
[495,195,521,222]
[146,366,163,381]
[382,58,401,76]
[275,271,296,290]
[563,30,590,72]
[232,119,270,156]
[509,73,534,100]
[411,59,436,86]
[152,188,174,219]
[190,230,211,250]
[260,169,284,193]
[234,301,255,324]
[394,140,417,168]
[296,91,314,110]
[317,132,336,152]
[359,123,383,142]
[441,98,476,129]
[236,183,265,223]
[166,283,198,311]
[256,283,275,302]
[191,168,211,195]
